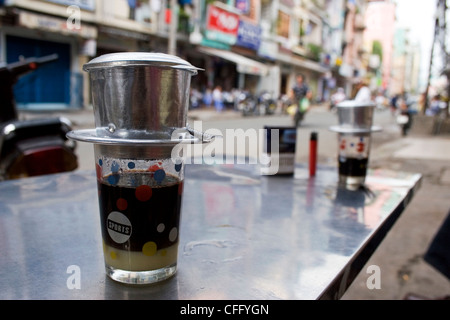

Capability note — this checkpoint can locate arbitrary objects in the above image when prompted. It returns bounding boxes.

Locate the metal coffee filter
[84,52,201,141]
[329,100,382,133]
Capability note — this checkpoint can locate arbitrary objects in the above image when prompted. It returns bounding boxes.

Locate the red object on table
[309,131,318,177]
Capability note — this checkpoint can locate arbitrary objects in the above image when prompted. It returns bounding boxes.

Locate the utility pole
[423,10,438,113]
[423,0,447,114]
[440,0,449,118]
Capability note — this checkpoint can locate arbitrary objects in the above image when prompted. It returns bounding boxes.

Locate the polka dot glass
[94,144,185,284]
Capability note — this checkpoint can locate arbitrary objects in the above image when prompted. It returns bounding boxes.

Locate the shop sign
[200,38,231,51]
[205,4,239,45]
[236,19,261,51]
[45,0,95,11]
[19,11,97,39]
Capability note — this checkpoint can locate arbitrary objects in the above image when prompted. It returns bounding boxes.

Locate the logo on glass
[107,211,132,244]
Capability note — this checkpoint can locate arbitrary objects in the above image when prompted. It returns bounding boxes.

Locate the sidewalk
[342,125,450,299]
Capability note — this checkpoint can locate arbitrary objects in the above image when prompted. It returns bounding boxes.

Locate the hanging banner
[205,4,239,45]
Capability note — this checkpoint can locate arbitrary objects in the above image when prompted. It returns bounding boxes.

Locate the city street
[193,105,398,163]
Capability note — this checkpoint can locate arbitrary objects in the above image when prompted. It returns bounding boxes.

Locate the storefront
[187,2,276,96]
[0,9,97,110]
[5,35,72,109]
[197,46,269,91]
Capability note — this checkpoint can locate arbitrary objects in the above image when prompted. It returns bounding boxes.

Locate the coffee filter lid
[329,125,383,133]
[83,52,202,74]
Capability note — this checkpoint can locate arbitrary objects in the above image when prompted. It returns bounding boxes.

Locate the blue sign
[236,20,261,51]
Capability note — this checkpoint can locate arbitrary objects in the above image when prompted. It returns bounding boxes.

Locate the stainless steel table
[0,164,421,300]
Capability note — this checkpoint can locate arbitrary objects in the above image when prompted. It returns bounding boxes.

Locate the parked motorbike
[222,91,237,110]
[237,90,258,116]
[258,91,277,115]
[0,54,78,180]
[278,94,292,115]
[239,91,278,116]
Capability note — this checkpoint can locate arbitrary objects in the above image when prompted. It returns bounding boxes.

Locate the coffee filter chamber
[84,52,201,141]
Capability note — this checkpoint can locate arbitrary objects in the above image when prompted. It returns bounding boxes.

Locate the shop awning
[198,46,269,76]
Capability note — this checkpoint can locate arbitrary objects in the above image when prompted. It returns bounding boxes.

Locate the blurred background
[0,0,448,116]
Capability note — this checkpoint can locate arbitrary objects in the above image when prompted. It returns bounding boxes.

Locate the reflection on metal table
[0,163,421,300]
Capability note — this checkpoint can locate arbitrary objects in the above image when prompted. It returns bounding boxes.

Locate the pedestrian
[189,88,202,109]
[396,98,412,136]
[212,85,224,112]
[390,94,399,116]
[375,91,385,110]
[426,95,445,116]
[290,74,312,126]
[203,87,212,108]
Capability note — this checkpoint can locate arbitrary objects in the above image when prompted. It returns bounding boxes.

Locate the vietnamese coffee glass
[330,100,381,189]
[95,144,184,284]
[337,132,371,187]
[67,52,200,284]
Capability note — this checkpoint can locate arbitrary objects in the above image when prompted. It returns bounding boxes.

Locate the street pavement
[19,104,450,300]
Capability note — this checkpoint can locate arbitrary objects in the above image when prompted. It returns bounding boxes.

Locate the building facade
[363,0,396,93]
[363,0,421,97]
[0,0,369,110]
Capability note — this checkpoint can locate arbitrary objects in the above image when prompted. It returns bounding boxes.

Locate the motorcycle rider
[291,74,312,127]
